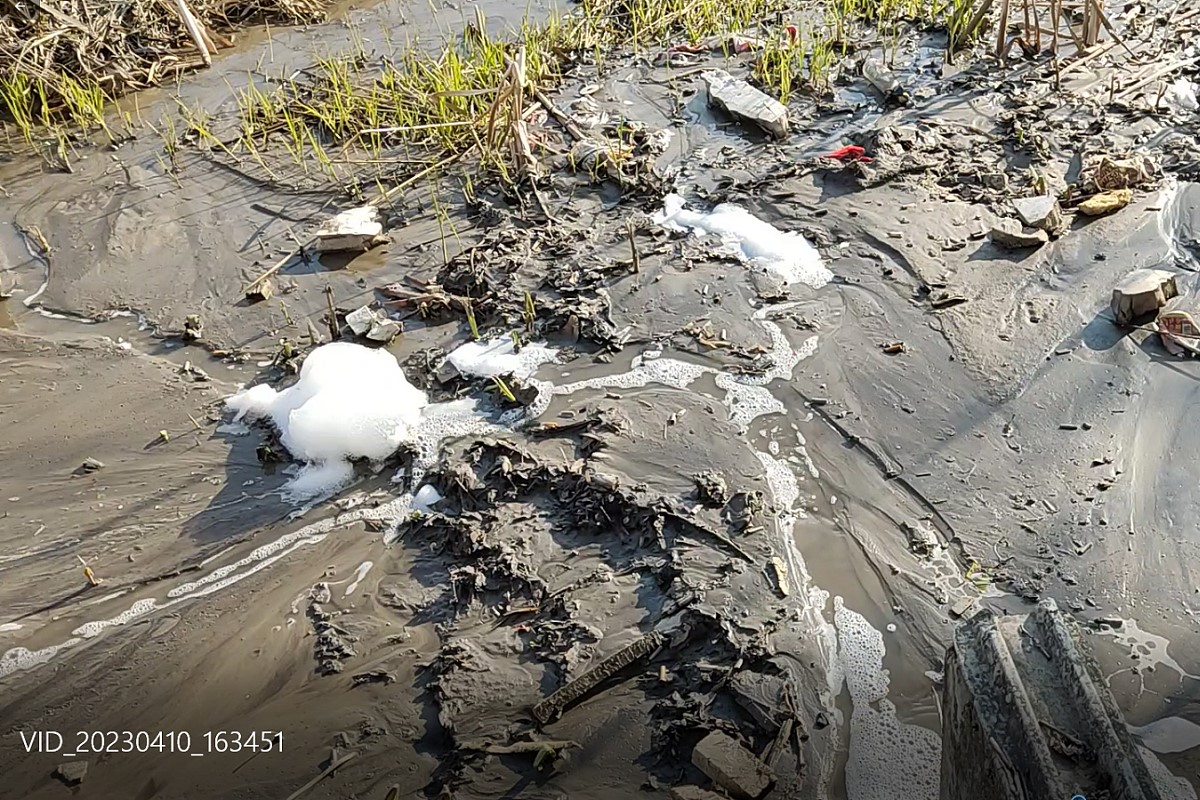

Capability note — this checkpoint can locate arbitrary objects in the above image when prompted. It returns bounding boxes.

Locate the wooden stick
[171,0,212,67]
[282,751,356,800]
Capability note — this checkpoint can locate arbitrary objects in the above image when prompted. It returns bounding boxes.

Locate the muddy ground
[2,0,1200,798]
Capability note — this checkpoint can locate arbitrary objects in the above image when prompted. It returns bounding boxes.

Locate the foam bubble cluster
[227,342,428,500]
[655,194,832,288]
[447,337,559,379]
[835,597,941,800]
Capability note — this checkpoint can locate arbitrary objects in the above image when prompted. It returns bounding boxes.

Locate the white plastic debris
[226,342,427,500]
[446,337,559,379]
[654,194,832,288]
[702,69,789,139]
[315,206,385,253]
[1166,77,1199,113]
[413,484,443,511]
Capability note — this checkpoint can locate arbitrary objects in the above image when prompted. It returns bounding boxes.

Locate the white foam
[447,337,559,379]
[654,194,832,287]
[226,342,428,501]
[0,623,21,633]
[0,639,82,679]
[835,597,941,800]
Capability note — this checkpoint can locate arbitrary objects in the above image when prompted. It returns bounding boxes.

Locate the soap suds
[654,193,832,288]
[226,342,428,501]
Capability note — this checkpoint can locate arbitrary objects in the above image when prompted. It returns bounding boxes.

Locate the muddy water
[3,2,1200,799]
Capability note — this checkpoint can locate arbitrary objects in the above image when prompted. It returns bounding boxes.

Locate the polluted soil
[3,0,1200,798]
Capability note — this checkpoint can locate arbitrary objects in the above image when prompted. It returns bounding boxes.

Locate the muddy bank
[2,0,1200,797]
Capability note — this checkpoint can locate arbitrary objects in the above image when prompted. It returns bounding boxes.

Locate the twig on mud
[240,149,472,294]
[626,220,640,274]
[282,751,357,800]
[532,87,587,143]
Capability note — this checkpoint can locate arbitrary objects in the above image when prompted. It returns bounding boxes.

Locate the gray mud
[3,0,1200,798]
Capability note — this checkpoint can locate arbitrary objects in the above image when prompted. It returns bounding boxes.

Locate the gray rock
[1012,195,1063,231]
[702,70,788,140]
[692,731,773,799]
[54,761,87,786]
[1110,268,1178,325]
[989,221,1048,249]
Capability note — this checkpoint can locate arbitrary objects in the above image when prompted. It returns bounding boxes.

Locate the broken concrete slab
[1078,188,1133,216]
[315,206,386,253]
[1012,195,1063,232]
[692,730,773,799]
[940,599,1170,800]
[989,220,1048,249]
[702,70,788,140]
[1110,268,1178,325]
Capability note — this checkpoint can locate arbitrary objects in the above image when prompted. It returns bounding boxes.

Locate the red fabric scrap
[825,145,872,163]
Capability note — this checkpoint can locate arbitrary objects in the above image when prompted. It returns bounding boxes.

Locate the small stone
[692,731,773,800]
[950,596,978,618]
[702,69,789,139]
[1078,189,1133,216]
[315,206,385,253]
[989,220,1048,249]
[80,457,105,473]
[246,278,274,303]
[980,172,1008,190]
[366,319,401,343]
[1012,195,1063,231]
[54,761,87,786]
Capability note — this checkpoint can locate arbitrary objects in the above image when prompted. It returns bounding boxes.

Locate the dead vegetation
[0,0,324,143]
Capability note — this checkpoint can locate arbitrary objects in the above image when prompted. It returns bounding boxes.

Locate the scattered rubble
[1110,268,1178,325]
[702,70,788,140]
[315,206,387,253]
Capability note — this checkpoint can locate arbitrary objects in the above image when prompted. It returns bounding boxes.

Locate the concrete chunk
[1078,188,1133,216]
[989,220,1048,249]
[692,731,773,799]
[702,70,788,140]
[1110,268,1178,325]
[316,206,385,253]
[346,305,381,336]
[941,600,1171,800]
[54,761,87,786]
[1012,195,1063,231]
